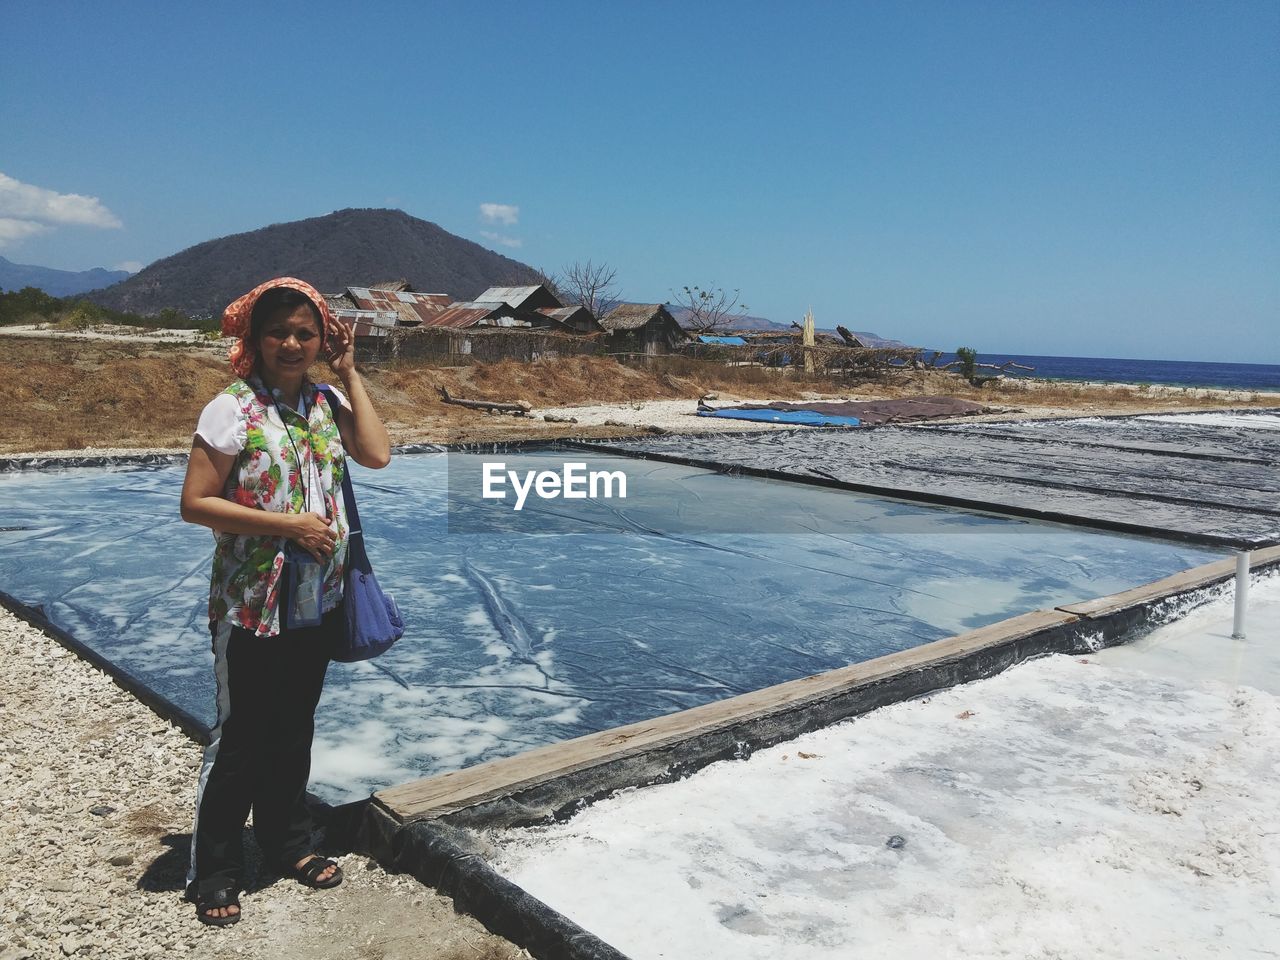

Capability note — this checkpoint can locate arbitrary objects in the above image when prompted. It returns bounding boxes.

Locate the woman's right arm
[180,438,337,562]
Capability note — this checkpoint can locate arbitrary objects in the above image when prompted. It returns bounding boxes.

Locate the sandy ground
[0,609,530,960]
[491,575,1280,959]
[533,398,799,432]
[1,330,1276,454]
[0,323,216,345]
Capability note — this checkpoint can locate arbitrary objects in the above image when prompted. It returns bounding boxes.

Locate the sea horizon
[930,351,1280,393]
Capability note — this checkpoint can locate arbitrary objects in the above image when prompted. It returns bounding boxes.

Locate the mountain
[0,256,131,297]
[663,305,913,348]
[87,208,543,316]
[823,329,915,349]
[665,307,790,332]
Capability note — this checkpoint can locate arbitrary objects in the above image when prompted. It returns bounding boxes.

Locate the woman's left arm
[326,319,392,469]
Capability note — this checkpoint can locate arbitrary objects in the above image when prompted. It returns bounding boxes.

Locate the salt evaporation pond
[0,450,1218,802]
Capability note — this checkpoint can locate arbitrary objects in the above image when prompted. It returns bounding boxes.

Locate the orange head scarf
[221,277,334,378]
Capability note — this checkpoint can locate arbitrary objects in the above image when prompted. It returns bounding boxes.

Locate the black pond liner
[10,556,1277,960]
[341,554,1280,960]
[565,409,1280,550]
[3,430,1276,960]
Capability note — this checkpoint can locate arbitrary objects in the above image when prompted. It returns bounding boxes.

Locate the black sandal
[195,886,241,927]
[285,855,343,889]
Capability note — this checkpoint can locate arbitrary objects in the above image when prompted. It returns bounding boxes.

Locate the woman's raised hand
[325,318,356,379]
[290,513,338,563]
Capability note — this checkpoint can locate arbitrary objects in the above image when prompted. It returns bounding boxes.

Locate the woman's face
[257,302,322,383]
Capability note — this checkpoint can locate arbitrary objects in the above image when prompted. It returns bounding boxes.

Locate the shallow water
[0,452,1218,802]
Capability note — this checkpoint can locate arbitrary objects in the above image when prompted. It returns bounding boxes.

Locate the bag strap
[318,385,372,573]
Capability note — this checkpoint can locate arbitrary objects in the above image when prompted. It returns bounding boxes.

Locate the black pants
[190,611,334,894]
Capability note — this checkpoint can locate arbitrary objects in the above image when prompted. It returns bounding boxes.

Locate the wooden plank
[376,607,1077,822]
[1057,545,1280,618]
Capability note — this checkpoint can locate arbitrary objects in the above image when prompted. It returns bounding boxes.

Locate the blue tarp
[697,335,748,345]
[697,408,863,427]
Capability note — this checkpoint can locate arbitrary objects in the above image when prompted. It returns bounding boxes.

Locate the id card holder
[285,545,324,628]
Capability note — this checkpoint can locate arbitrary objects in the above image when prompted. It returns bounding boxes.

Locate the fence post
[1232,550,1250,639]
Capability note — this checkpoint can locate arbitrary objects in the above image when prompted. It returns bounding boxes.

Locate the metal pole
[1232,550,1250,640]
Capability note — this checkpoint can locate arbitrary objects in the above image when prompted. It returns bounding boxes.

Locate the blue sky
[2,1,1276,362]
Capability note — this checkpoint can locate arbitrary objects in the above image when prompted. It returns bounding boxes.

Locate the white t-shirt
[195,386,351,455]
[195,384,351,518]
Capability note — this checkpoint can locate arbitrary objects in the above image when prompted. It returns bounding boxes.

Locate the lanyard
[271,388,314,515]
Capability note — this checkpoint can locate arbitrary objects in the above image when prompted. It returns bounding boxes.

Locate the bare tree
[669,285,749,333]
[530,266,566,303]
[559,260,620,320]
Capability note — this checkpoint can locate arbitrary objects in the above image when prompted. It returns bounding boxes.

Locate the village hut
[326,285,452,343]
[537,305,604,334]
[423,301,538,329]
[475,285,563,313]
[599,304,688,355]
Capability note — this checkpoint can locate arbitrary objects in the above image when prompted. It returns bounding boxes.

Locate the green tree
[955,346,978,380]
[57,300,105,330]
[0,286,62,325]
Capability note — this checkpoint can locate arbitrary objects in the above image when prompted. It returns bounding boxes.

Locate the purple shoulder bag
[319,386,404,662]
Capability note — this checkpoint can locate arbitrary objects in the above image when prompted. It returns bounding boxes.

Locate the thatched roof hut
[600,304,687,355]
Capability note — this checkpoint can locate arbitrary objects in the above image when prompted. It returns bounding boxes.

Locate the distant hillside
[665,307,789,332]
[0,256,130,297]
[822,328,915,350]
[88,208,542,316]
[663,305,913,348]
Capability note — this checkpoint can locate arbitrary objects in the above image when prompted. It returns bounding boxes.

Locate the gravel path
[0,609,527,960]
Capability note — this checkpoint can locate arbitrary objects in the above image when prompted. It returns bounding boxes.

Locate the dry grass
[0,339,232,452]
[123,801,180,840]
[0,335,1274,454]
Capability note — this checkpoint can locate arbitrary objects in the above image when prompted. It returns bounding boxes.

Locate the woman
[179,277,391,926]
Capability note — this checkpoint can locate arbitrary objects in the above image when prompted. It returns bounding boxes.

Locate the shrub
[55,300,105,330]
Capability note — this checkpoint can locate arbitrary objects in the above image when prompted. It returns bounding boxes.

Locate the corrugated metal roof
[346,286,451,326]
[418,302,506,329]
[475,285,540,307]
[474,285,562,311]
[536,306,581,321]
[537,305,604,333]
[332,306,400,338]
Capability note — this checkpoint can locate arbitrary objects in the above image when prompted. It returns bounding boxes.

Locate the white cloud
[479,202,519,226]
[0,217,51,246]
[480,230,523,249]
[114,260,144,273]
[0,172,123,229]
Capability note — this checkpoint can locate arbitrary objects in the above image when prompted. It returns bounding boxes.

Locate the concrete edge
[1057,546,1280,618]
[353,810,632,960]
[373,610,1073,824]
[0,436,662,472]
[374,548,1280,828]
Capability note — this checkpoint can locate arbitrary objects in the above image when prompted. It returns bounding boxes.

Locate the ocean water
[0,452,1218,803]
[930,353,1280,392]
